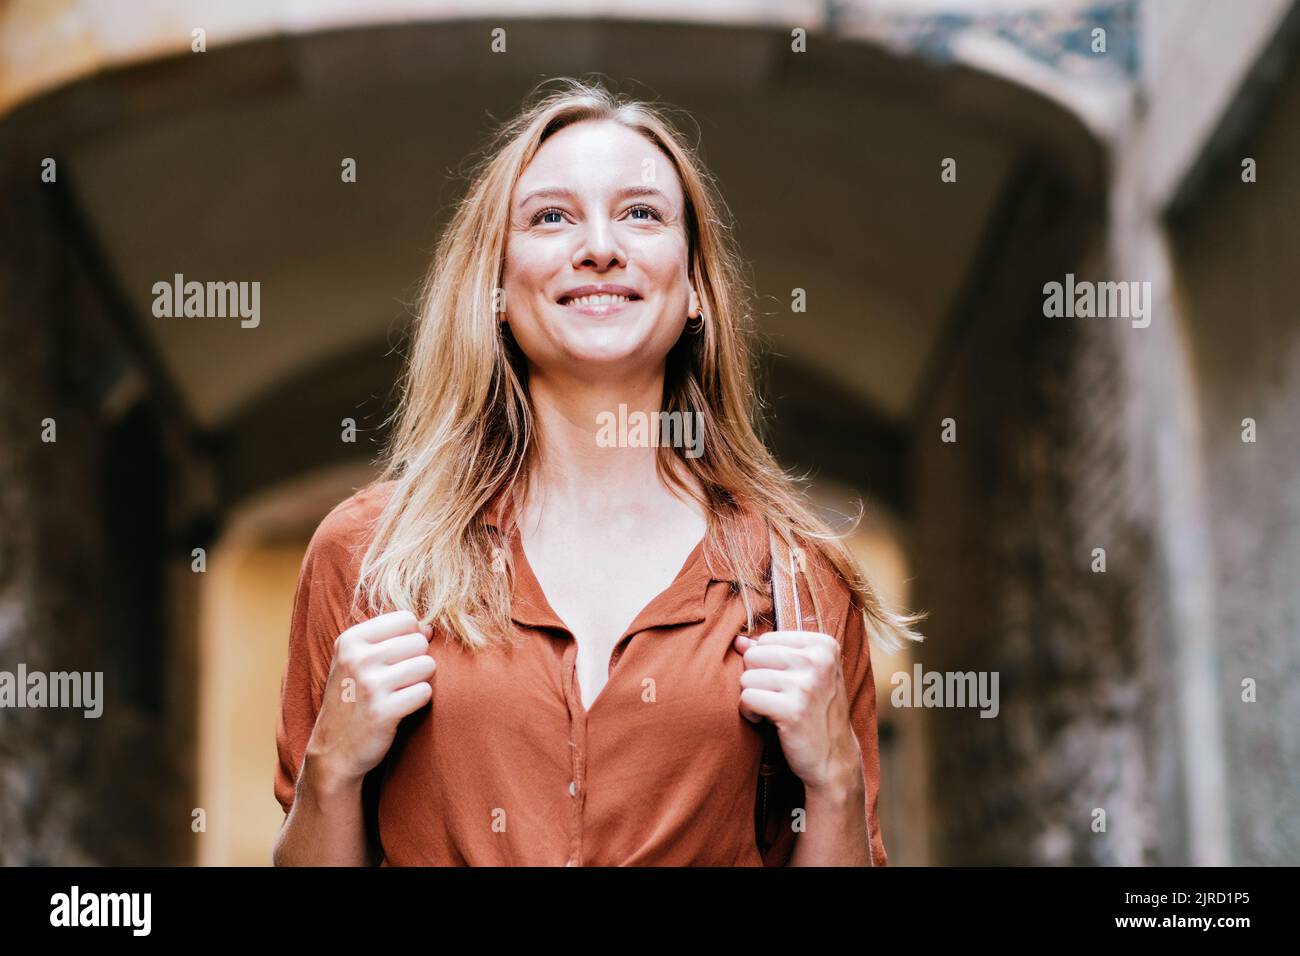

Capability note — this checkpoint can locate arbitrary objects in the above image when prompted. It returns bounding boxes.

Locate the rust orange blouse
[274,479,888,866]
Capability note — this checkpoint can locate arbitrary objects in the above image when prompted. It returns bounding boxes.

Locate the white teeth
[562,293,632,307]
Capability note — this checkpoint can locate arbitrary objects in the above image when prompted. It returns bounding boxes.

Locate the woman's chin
[562,350,649,372]
[548,340,671,376]
[555,331,666,365]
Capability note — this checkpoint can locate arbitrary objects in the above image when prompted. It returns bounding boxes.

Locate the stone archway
[0,12,1110,864]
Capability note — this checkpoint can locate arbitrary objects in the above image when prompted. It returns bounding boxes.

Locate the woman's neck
[522,369,699,527]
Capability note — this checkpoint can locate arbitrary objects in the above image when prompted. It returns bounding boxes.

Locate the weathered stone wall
[912,46,1300,866]
[1168,53,1300,866]
[0,164,188,864]
[910,167,1170,864]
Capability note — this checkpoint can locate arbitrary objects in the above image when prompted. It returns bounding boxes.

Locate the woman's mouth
[556,293,641,316]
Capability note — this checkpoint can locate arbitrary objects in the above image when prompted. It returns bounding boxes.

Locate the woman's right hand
[304,609,437,789]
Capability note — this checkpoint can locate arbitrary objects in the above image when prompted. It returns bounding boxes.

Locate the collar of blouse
[479,494,768,635]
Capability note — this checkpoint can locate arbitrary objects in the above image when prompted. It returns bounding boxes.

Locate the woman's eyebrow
[515,185,674,210]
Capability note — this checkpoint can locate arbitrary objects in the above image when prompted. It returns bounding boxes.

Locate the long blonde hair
[354,77,924,655]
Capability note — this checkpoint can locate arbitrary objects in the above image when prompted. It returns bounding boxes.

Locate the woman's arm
[788,595,882,866]
[273,516,374,866]
[737,586,887,867]
[272,754,370,866]
[273,608,435,866]
[786,737,871,866]
[273,501,436,866]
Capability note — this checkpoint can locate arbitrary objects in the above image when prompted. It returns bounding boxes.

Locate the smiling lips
[556,287,642,316]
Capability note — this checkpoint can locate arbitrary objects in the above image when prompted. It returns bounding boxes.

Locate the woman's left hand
[734,630,862,794]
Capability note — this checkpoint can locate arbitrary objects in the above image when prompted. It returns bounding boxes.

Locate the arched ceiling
[41,18,1103,432]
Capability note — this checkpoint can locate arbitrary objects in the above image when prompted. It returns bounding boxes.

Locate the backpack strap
[768,528,799,633]
[768,524,825,633]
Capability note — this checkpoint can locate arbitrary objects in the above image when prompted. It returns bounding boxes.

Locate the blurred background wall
[0,0,1296,865]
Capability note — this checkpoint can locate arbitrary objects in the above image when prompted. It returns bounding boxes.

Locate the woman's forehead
[515,121,684,206]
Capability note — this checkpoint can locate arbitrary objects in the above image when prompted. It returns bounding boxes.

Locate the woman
[272,78,923,867]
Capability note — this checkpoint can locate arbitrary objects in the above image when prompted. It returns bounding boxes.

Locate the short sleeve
[838,598,889,867]
[273,508,366,816]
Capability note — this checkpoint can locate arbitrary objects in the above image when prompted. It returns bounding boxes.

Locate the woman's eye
[529,204,661,226]
[532,207,565,225]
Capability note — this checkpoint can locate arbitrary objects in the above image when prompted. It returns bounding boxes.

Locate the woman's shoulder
[302,478,400,576]
[737,503,858,633]
[800,540,859,635]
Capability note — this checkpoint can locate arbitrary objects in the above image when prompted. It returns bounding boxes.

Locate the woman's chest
[374,594,770,865]
[522,534,706,665]
[383,595,760,787]
[435,613,748,729]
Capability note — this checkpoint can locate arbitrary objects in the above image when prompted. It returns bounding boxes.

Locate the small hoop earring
[685,311,705,335]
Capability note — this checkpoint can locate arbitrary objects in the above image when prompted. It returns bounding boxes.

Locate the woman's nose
[572,219,626,269]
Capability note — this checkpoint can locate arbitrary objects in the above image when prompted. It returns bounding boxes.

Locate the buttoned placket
[563,636,587,867]
[561,628,644,866]
[488,506,753,868]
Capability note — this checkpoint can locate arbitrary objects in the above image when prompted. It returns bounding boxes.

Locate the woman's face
[502,119,695,382]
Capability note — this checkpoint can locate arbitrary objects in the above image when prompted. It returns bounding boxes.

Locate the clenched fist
[305,610,437,787]
[734,630,862,794]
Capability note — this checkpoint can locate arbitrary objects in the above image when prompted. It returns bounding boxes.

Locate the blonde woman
[272,78,923,867]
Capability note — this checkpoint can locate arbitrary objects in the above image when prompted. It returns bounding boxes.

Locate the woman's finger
[739,667,791,692]
[750,630,825,649]
[737,642,800,670]
[738,687,795,724]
